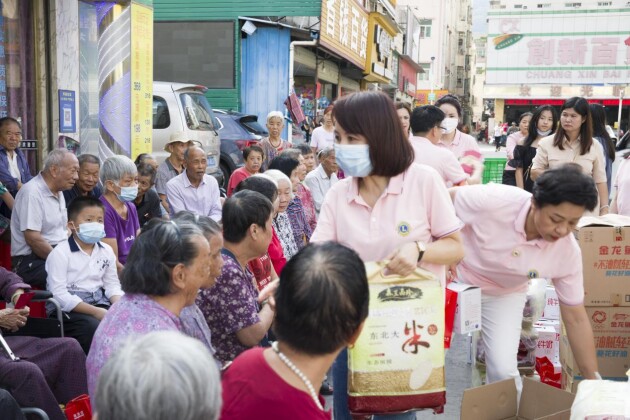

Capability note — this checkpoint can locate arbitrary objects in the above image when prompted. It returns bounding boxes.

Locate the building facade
[484,0,630,130]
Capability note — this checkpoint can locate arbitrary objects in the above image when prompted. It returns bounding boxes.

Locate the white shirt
[7,152,19,179]
[45,236,123,312]
[310,126,335,152]
[304,164,338,213]
[11,174,68,256]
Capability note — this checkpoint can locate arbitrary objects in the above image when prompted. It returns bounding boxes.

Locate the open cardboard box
[461,377,575,419]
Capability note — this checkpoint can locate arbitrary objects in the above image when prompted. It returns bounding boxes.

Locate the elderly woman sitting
[197,190,277,365]
[86,220,213,396]
[0,267,87,420]
[100,156,141,271]
[94,331,222,420]
[264,169,299,260]
[221,242,369,418]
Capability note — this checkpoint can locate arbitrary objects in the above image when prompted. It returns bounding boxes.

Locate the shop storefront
[364,12,397,86]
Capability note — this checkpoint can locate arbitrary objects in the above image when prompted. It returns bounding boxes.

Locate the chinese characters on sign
[130,3,153,159]
[321,0,369,69]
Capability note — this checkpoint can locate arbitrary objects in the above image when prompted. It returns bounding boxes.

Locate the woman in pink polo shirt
[451,164,601,395]
[435,94,480,159]
[311,91,464,420]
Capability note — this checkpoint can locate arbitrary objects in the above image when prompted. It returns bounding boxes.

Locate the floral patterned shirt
[286,196,312,250]
[196,249,260,364]
[260,137,292,171]
[272,212,299,260]
[296,183,317,232]
[86,294,182,396]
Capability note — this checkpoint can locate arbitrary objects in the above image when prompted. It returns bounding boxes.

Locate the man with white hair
[155,132,194,213]
[11,149,79,288]
[304,147,338,214]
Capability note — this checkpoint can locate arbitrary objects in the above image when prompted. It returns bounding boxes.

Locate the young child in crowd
[45,196,123,354]
[226,145,264,197]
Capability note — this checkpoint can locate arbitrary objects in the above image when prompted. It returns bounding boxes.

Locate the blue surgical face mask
[116,185,138,202]
[333,143,373,178]
[76,222,106,244]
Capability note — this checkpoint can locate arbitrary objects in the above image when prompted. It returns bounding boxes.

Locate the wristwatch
[415,241,426,262]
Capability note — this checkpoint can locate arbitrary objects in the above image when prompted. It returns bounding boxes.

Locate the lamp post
[617,89,624,139]
[429,56,435,104]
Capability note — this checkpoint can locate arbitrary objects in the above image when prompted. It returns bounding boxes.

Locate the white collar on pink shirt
[346,171,405,204]
[513,198,548,249]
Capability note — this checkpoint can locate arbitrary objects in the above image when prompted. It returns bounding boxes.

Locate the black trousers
[58,312,101,354]
[502,170,517,186]
[11,254,47,289]
[0,388,25,419]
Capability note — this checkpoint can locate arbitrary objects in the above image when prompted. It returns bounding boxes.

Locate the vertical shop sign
[320,0,369,69]
[130,1,153,159]
[58,90,76,133]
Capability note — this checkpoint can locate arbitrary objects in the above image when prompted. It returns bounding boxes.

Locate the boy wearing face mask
[45,196,122,354]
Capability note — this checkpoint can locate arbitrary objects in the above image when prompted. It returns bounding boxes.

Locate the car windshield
[180,92,217,131]
[240,116,268,136]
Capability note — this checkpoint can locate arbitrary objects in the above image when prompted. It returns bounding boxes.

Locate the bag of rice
[348,262,446,415]
[570,370,630,420]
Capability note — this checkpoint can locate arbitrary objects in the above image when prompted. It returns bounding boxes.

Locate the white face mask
[537,129,552,137]
[441,117,459,134]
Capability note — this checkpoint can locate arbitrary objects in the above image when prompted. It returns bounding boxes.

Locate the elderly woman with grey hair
[94,331,221,420]
[264,169,299,259]
[99,156,140,271]
[260,111,292,171]
[86,220,213,396]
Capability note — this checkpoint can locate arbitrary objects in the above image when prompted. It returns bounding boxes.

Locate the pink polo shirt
[453,184,584,305]
[437,130,481,159]
[614,156,630,216]
[410,136,468,186]
[311,163,463,282]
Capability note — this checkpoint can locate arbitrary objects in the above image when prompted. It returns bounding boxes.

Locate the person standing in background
[0,117,32,217]
[589,103,616,193]
[503,113,532,186]
[260,111,292,171]
[310,106,335,154]
[435,95,481,159]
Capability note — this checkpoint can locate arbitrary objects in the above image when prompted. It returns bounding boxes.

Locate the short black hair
[532,164,598,211]
[243,145,264,160]
[67,196,104,222]
[273,242,369,355]
[123,220,204,296]
[0,117,20,131]
[410,105,445,135]
[234,175,278,203]
[222,190,273,243]
[268,155,299,179]
[136,162,157,184]
[134,153,153,166]
[434,94,463,118]
[295,143,313,156]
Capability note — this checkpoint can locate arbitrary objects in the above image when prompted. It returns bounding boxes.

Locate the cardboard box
[576,215,630,307]
[535,324,560,364]
[560,306,630,391]
[542,286,560,320]
[446,282,481,334]
[461,377,575,420]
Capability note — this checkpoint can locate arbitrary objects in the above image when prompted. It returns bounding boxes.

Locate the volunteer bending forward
[312,91,464,420]
[451,164,600,392]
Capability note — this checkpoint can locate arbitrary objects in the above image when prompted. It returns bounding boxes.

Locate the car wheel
[220,161,231,190]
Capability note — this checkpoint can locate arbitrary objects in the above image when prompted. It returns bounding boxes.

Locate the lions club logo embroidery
[397,222,411,236]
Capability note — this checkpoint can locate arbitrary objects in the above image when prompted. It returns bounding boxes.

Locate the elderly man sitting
[11,149,79,288]
[166,146,222,221]
[63,153,102,204]
[0,267,88,420]
[304,147,338,215]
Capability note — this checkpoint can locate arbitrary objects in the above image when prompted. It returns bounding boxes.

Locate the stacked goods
[534,286,562,387]
[570,371,630,419]
[562,215,630,392]
[348,263,445,415]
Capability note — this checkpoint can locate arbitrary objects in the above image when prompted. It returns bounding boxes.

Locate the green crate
[482,158,507,184]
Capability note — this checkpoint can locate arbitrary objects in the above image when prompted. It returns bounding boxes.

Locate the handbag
[348,262,446,415]
[64,394,92,420]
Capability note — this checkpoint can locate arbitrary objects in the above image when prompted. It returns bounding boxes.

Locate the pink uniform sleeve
[550,239,584,306]
[310,183,340,243]
[425,169,464,239]
[441,153,468,185]
[452,184,495,226]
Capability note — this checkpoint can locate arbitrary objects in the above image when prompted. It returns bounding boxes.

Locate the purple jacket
[0,145,33,193]
[0,267,30,301]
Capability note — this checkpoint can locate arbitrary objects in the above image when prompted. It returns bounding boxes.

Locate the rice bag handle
[370,261,436,284]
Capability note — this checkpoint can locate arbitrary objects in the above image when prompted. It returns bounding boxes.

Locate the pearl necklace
[271,341,324,411]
